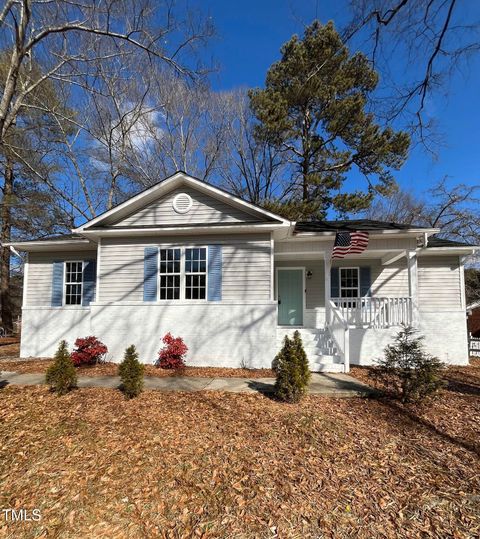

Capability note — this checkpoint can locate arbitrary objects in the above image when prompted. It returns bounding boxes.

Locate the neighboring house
[9,172,478,372]
[467,301,480,338]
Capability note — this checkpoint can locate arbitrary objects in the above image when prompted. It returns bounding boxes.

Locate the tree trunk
[1,154,14,333]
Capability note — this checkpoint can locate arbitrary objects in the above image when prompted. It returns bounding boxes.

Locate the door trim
[275,266,306,327]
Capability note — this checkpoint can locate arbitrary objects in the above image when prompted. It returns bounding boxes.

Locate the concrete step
[276,328,344,373]
[310,362,344,373]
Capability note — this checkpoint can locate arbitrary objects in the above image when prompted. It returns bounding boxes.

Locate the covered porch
[274,238,420,372]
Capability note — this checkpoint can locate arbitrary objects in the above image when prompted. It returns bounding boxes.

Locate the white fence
[331,297,412,328]
[469,336,480,357]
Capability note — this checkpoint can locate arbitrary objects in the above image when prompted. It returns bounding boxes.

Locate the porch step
[276,328,344,373]
[310,361,345,373]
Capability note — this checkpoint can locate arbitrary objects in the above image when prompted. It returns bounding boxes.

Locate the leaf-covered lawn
[0,381,479,538]
[0,358,274,379]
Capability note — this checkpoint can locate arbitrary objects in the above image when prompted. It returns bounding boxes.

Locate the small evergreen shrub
[274,330,311,403]
[370,325,445,403]
[118,345,144,399]
[45,340,78,395]
[157,333,188,370]
[71,336,108,366]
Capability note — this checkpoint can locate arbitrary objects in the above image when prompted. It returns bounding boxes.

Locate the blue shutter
[330,267,339,298]
[51,261,64,306]
[82,260,96,306]
[143,247,158,302]
[207,245,222,301]
[360,266,371,297]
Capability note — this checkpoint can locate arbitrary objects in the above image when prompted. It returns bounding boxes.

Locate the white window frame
[63,260,84,306]
[184,246,208,300]
[158,247,182,300]
[156,246,209,301]
[339,267,360,299]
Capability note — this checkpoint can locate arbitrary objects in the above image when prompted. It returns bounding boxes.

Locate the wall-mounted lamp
[306,270,313,280]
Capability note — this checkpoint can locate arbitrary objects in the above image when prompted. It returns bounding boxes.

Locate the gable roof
[294,219,432,233]
[74,171,291,232]
[426,236,475,248]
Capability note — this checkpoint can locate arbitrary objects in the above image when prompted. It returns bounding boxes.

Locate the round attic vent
[172,192,193,214]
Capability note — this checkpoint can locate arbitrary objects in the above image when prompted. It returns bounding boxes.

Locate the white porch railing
[331,297,412,328]
[328,300,349,372]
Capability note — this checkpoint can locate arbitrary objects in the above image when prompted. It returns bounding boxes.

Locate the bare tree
[134,73,229,186]
[345,0,480,148]
[0,0,213,148]
[365,177,480,246]
[0,0,213,331]
[217,89,289,205]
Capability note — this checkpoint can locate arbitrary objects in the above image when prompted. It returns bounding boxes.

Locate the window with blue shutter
[360,266,371,297]
[51,261,64,307]
[330,267,340,298]
[82,260,96,306]
[144,247,158,301]
[207,245,222,301]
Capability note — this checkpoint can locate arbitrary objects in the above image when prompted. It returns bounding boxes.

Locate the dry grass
[0,338,20,359]
[0,366,479,538]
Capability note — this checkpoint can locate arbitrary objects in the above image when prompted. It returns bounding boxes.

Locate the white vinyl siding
[418,256,463,311]
[334,259,409,298]
[275,260,325,309]
[99,234,271,303]
[26,251,97,307]
[276,258,411,310]
[113,187,260,227]
[275,237,417,256]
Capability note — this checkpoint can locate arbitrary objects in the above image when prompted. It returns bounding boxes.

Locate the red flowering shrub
[71,336,108,366]
[157,333,188,370]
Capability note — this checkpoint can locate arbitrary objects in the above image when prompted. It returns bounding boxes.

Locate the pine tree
[249,20,410,219]
[371,325,445,403]
[274,334,310,403]
[118,345,145,399]
[45,340,78,395]
[292,330,311,388]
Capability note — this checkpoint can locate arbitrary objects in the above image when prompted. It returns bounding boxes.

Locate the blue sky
[194,0,480,196]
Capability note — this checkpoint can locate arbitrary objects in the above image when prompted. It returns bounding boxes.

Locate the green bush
[45,340,78,395]
[274,330,311,403]
[118,345,144,399]
[370,325,445,403]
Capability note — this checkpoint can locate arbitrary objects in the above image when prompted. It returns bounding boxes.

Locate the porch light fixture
[306,270,313,279]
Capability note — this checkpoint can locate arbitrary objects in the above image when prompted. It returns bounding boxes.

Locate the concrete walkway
[0,371,371,397]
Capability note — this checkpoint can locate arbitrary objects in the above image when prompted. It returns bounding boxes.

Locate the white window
[185,248,207,299]
[340,267,359,299]
[65,261,83,305]
[159,248,181,300]
[156,247,208,300]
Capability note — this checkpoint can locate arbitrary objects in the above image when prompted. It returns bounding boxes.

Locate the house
[9,171,478,372]
[467,301,480,338]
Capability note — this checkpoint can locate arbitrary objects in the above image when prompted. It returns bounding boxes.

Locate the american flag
[332,231,369,259]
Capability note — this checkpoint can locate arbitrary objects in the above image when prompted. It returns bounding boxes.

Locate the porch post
[407,250,419,327]
[324,255,331,326]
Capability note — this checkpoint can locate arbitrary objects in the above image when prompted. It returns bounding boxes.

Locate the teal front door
[277,269,304,326]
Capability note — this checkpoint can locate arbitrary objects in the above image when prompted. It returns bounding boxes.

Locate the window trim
[156,246,209,302]
[158,247,182,301]
[339,266,360,299]
[63,260,84,306]
[184,246,208,300]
